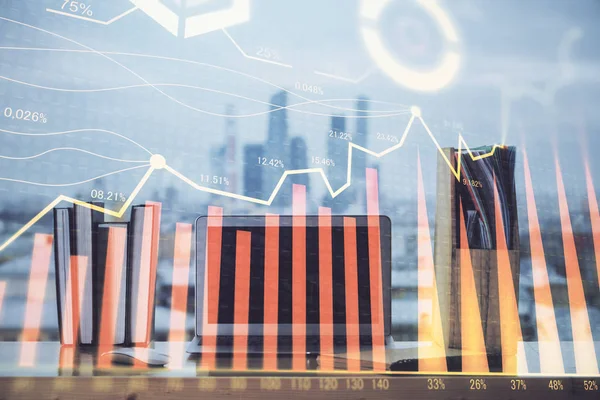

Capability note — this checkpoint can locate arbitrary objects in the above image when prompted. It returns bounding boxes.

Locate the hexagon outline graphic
[130,0,250,38]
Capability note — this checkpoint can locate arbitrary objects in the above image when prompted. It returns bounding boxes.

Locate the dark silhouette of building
[224,104,238,193]
[266,91,291,207]
[324,115,352,213]
[243,144,265,199]
[353,96,369,185]
[289,136,310,191]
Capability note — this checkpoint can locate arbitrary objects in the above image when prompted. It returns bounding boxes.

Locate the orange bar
[494,177,527,374]
[97,227,128,368]
[206,206,223,325]
[19,234,53,367]
[59,255,89,369]
[168,223,193,370]
[458,203,489,373]
[366,168,386,371]
[584,160,600,289]
[144,201,162,344]
[132,205,156,346]
[416,155,447,372]
[263,213,280,371]
[133,202,161,368]
[554,156,599,374]
[343,217,361,372]
[232,230,252,370]
[201,206,223,370]
[58,346,75,371]
[318,207,334,371]
[523,151,564,374]
[292,184,306,371]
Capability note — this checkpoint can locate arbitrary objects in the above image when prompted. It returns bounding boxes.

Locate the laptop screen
[194,215,392,349]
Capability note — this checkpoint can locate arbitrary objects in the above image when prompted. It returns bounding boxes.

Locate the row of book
[53,202,161,346]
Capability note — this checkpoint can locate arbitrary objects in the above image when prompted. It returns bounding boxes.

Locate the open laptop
[186,215,393,357]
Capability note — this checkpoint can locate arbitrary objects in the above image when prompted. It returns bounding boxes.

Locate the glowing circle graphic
[359,0,461,92]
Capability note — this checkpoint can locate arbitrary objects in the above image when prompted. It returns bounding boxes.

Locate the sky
[0,0,599,212]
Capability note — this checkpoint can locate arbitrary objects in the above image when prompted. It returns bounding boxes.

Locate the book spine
[53,208,72,345]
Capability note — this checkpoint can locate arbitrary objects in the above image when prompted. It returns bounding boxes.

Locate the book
[434,147,520,359]
[69,202,104,345]
[94,223,128,346]
[127,203,161,346]
[53,208,73,345]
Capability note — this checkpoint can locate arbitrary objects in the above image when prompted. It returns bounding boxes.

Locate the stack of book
[53,202,161,347]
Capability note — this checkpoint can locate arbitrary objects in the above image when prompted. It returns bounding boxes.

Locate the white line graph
[222,28,293,69]
[0,164,150,187]
[0,110,505,252]
[0,147,148,163]
[0,74,410,119]
[45,6,139,26]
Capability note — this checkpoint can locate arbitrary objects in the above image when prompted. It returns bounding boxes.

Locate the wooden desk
[1,342,598,400]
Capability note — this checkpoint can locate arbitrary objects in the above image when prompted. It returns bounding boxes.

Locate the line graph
[45,6,139,26]
[0,109,503,253]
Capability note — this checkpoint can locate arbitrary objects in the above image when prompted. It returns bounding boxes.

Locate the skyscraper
[266,91,291,208]
[210,144,227,201]
[353,96,369,185]
[224,104,238,193]
[289,136,310,192]
[324,115,352,213]
[243,144,264,199]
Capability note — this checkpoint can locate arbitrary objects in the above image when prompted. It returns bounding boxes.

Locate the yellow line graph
[0,113,503,253]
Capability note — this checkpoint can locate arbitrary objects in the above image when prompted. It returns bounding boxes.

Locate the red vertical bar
[318,207,334,370]
[494,177,527,374]
[417,155,447,372]
[19,234,53,367]
[292,184,307,371]
[458,203,490,373]
[168,223,193,370]
[554,156,598,374]
[263,213,279,371]
[64,256,88,368]
[97,227,128,368]
[232,231,252,370]
[344,217,361,372]
[144,201,161,345]
[132,202,161,369]
[206,206,223,325]
[57,255,88,368]
[584,160,600,289]
[201,206,223,370]
[523,151,564,374]
[366,168,386,371]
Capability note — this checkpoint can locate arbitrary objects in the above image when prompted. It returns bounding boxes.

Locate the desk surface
[1,342,599,400]
[0,340,589,377]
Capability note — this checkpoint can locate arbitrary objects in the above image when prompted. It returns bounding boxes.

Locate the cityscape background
[0,0,598,371]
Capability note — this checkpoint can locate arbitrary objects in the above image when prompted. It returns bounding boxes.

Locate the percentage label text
[258,157,285,169]
[198,175,230,186]
[311,156,335,167]
[427,378,445,390]
[511,379,527,391]
[90,190,126,202]
[376,133,399,143]
[295,82,324,95]
[469,379,487,390]
[329,130,352,141]
[62,0,93,16]
[4,108,47,123]
[548,380,564,391]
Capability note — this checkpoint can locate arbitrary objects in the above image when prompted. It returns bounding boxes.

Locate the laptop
[186,215,393,357]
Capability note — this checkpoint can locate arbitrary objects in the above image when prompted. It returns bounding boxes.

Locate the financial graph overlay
[0,0,599,393]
